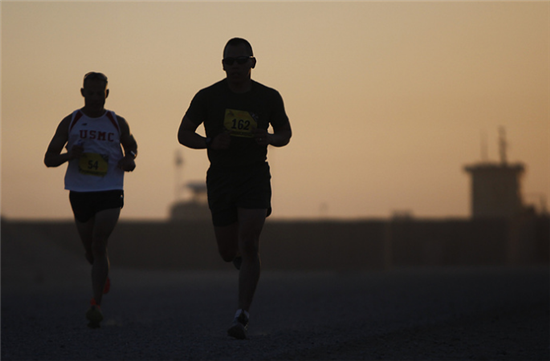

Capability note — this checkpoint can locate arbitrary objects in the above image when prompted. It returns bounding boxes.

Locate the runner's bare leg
[75,208,120,305]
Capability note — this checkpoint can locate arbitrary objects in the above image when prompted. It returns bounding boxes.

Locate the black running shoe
[227,311,249,339]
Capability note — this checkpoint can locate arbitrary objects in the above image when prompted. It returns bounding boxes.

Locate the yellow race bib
[224,109,258,138]
[79,153,109,177]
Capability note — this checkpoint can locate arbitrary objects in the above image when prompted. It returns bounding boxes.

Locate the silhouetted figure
[178,38,292,339]
[44,72,138,328]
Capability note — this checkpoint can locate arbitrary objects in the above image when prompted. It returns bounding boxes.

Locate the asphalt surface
[2,228,549,360]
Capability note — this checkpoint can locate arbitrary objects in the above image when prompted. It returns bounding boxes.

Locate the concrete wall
[2,217,548,271]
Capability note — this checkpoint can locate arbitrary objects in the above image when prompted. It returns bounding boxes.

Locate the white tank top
[64,109,125,192]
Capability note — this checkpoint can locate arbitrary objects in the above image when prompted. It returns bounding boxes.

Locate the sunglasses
[223,56,254,66]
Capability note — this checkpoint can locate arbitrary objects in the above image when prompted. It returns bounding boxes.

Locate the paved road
[2,266,548,360]
[1,230,549,360]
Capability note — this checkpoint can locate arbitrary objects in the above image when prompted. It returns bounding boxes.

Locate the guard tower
[464,128,525,219]
[169,150,210,221]
[169,181,210,220]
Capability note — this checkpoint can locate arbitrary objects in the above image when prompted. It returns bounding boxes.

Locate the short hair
[223,38,254,57]
[83,72,108,88]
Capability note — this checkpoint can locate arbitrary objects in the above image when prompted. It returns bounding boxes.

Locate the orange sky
[2,1,549,220]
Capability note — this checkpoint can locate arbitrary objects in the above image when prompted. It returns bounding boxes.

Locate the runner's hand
[252,128,270,146]
[212,131,231,150]
[68,144,84,160]
[118,156,136,172]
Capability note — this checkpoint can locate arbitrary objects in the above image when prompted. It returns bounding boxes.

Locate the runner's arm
[117,115,137,171]
[253,119,292,147]
[178,115,208,149]
[44,115,82,167]
[269,120,292,147]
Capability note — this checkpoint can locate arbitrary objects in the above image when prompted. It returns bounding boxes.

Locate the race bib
[79,153,109,177]
[224,109,258,138]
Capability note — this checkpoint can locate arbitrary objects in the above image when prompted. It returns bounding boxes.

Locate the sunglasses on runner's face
[223,56,253,66]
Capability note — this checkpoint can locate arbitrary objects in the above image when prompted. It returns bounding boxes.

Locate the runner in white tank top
[44,72,138,328]
[64,109,125,192]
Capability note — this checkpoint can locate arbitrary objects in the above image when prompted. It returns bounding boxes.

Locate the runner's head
[223,38,254,59]
[222,38,256,85]
[81,72,109,116]
[83,72,108,89]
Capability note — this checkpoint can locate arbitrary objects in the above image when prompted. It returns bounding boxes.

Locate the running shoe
[86,298,103,329]
[232,256,242,271]
[227,310,249,340]
[103,276,111,294]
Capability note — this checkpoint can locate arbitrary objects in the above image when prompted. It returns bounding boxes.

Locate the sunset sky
[2,1,548,221]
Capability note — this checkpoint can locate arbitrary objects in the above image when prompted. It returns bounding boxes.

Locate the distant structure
[464,128,526,219]
[169,181,210,220]
[169,150,210,221]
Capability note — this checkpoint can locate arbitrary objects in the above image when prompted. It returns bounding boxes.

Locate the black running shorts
[69,190,124,223]
[206,162,272,227]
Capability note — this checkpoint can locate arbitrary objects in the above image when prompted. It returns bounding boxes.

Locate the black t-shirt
[185,79,289,168]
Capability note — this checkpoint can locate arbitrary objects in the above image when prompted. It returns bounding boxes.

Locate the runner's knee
[91,240,107,257]
[217,242,238,262]
[85,252,94,264]
[219,249,237,263]
[214,224,239,262]
[239,237,259,257]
